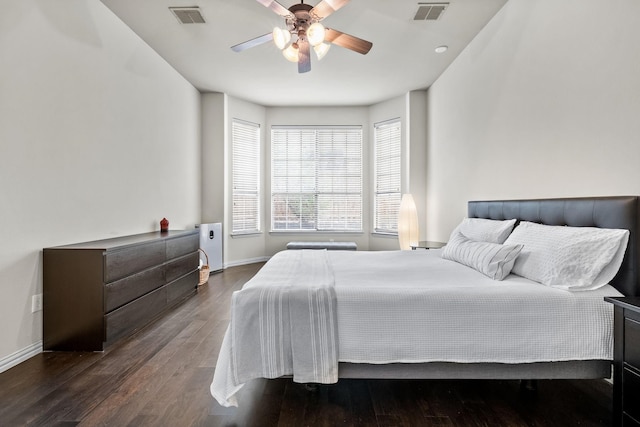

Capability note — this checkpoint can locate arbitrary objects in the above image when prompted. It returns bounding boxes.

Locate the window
[271,126,362,232]
[232,119,260,234]
[374,119,401,234]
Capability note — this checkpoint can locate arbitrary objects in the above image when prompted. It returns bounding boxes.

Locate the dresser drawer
[623,367,640,422]
[105,285,167,343]
[625,317,640,369]
[104,264,165,312]
[104,241,165,282]
[166,252,199,283]
[166,234,199,259]
[167,270,198,304]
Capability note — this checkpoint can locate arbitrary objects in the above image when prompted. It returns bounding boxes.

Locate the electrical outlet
[32,294,43,313]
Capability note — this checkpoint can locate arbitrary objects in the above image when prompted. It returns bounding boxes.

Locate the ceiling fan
[231,0,373,73]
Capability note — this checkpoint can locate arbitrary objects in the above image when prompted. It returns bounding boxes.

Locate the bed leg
[304,383,319,392]
[519,379,538,392]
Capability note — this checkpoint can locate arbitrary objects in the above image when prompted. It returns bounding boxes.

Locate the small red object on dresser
[160,218,169,232]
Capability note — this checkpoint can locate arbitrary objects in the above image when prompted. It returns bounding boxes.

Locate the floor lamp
[398,194,419,250]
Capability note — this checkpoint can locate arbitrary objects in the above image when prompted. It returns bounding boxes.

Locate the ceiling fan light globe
[282,44,299,62]
[272,27,291,50]
[306,22,326,47]
[314,42,331,60]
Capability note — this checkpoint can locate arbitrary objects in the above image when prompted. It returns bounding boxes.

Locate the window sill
[230,231,263,238]
[371,232,398,238]
[269,230,363,236]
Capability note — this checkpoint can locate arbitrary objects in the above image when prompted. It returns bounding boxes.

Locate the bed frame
[338,196,640,380]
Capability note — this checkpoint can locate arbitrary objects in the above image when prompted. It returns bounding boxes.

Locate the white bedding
[330,249,622,363]
[212,249,623,406]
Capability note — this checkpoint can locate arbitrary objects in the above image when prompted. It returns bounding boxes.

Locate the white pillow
[442,231,523,280]
[450,218,517,244]
[503,221,629,291]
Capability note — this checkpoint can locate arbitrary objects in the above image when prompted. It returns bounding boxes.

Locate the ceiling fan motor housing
[287,3,315,35]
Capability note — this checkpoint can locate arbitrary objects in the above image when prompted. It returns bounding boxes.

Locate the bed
[211,196,640,407]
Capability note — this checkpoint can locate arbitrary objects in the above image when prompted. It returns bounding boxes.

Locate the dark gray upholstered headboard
[468,196,640,297]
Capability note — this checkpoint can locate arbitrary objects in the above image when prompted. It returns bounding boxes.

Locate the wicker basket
[198,248,210,286]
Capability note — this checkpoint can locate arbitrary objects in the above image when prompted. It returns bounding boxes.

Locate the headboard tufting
[468,196,640,297]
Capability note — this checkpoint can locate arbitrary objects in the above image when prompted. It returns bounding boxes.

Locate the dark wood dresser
[605,297,640,427]
[44,230,199,351]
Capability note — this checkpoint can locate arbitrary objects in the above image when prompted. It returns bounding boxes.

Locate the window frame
[231,119,261,235]
[270,125,363,233]
[373,118,402,235]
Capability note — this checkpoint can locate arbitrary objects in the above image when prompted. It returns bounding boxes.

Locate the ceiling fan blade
[231,33,273,52]
[255,0,293,18]
[324,29,372,55]
[298,40,311,73]
[311,0,350,20]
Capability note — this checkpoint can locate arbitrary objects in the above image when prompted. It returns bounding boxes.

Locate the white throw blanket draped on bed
[211,249,337,407]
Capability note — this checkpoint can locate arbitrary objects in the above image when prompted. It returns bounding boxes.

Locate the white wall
[408,91,428,242]
[0,0,201,371]
[426,0,640,242]
[201,93,226,225]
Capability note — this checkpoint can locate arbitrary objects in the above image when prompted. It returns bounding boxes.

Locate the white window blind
[271,126,362,232]
[232,119,260,234]
[374,119,402,234]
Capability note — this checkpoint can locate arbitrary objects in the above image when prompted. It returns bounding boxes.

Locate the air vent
[414,3,448,21]
[169,7,205,24]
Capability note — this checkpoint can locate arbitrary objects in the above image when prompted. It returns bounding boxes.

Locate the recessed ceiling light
[435,45,448,53]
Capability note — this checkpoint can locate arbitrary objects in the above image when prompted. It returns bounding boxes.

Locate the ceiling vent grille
[414,3,448,21]
[169,7,206,24]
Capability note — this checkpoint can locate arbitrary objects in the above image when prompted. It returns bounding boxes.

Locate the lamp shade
[398,194,419,250]
[313,42,331,60]
[272,27,291,50]
[306,22,326,46]
[282,44,299,62]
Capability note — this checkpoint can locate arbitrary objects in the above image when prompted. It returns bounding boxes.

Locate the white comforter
[329,249,621,363]
[211,249,622,406]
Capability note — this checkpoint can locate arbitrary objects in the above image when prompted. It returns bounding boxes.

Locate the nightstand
[605,297,640,427]
[410,241,446,250]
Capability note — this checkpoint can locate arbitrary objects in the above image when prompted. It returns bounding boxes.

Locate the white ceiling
[100,0,508,107]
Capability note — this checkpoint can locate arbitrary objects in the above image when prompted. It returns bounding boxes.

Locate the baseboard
[224,256,270,269]
[0,341,42,374]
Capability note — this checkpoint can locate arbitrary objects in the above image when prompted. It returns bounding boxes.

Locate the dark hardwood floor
[0,263,613,426]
